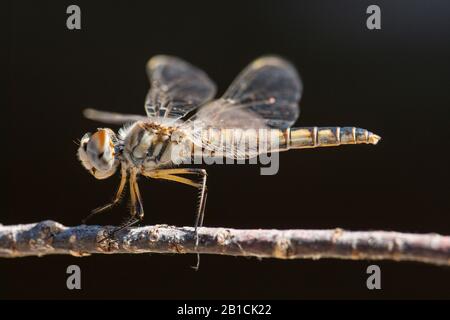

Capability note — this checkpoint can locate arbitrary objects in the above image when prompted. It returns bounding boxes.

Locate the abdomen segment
[281,127,381,150]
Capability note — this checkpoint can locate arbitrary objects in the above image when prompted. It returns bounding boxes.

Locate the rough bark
[0,220,449,266]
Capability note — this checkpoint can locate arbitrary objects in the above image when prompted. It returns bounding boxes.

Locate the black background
[3,0,450,299]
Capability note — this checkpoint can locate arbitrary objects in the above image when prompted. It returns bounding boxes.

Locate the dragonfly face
[78,128,119,180]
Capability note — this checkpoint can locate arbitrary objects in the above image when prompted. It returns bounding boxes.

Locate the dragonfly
[78,55,381,256]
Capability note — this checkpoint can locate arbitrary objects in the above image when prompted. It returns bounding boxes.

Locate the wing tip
[147,55,187,70]
[251,55,293,69]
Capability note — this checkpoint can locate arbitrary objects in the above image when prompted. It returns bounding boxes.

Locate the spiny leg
[144,168,208,270]
[98,169,143,243]
[150,171,207,241]
[144,170,207,230]
[197,189,207,233]
[116,168,144,230]
[98,216,141,244]
[148,168,205,176]
[83,166,127,224]
[131,169,144,220]
[192,171,208,271]
[193,171,208,244]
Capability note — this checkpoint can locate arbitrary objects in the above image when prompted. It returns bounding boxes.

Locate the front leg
[116,168,144,232]
[82,165,127,224]
[98,168,143,243]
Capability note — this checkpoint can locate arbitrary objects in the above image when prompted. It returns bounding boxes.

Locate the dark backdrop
[3,0,450,299]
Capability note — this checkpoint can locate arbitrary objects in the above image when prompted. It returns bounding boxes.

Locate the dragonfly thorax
[120,121,190,171]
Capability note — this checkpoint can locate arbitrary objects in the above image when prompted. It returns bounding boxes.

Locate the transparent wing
[189,56,302,129]
[83,108,149,124]
[182,56,302,159]
[145,55,217,121]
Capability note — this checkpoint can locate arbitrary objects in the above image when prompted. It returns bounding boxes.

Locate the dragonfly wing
[83,108,149,124]
[145,55,217,121]
[190,56,302,129]
[183,119,262,159]
[182,56,302,158]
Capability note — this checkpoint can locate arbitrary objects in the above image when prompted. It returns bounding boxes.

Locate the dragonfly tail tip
[368,132,382,145]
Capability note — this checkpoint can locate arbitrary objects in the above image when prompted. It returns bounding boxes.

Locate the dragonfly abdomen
[285,127,381,150]
[193,126,380,160]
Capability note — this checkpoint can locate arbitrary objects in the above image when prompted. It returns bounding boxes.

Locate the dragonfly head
[78,128,119,180]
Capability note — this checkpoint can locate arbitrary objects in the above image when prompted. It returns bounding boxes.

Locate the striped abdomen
[197,126,380,159]
[282,126,381,150]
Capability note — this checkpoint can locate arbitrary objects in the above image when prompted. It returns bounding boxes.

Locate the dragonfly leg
[144,168,208,270]
[144,169,207,230]
[98,169,143,244]
[193,170,208,271]
[97,217,140,244]
[82,165,127,224]
[129,168,144,220]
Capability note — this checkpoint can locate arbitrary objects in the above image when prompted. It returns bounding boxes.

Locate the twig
[0,220,449,266]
